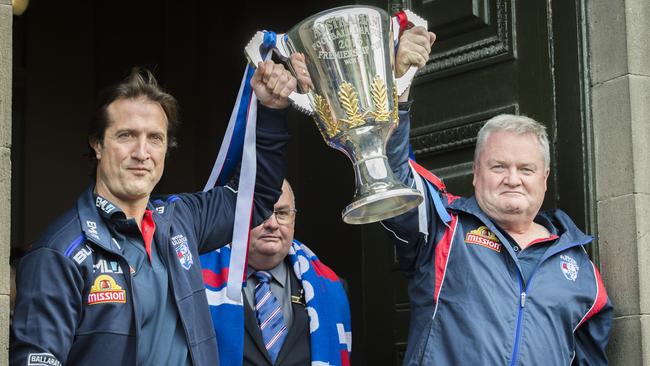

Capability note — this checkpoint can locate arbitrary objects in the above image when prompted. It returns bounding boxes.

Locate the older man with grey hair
[383,26,612,366]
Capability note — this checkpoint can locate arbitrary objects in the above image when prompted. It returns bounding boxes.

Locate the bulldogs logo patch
[465,226,502,252]
[172,234,193,270]
[560,254,579,281]
[88,275,126,305]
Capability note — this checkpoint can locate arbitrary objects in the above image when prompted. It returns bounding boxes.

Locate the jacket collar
[76,185,174,254]
[537,209,592,260]
[449,195,592,256]
[76,185,119,253]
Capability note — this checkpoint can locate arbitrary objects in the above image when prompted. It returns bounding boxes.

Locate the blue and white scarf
[200,240,352,366]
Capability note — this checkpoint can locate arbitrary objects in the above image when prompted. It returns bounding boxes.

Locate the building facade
[1,0,648,364]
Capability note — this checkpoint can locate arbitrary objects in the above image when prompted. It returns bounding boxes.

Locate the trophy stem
[342,155,423,224]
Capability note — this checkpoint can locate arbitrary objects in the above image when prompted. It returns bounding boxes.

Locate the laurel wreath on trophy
[312,75,397,139]
[313,94,338,138]
[338,82,366,128]
[369,76,390,122]
[392,86,399,124]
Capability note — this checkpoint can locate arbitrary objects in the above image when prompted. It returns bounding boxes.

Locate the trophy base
[342,188,423,225]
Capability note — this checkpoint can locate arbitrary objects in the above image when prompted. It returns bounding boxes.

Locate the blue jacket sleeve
[181,104,289,253]
[572,297,613,366]
[381,106,439,273]
[10,248,84,366]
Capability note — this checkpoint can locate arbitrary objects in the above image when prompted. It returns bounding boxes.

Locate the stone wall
[589,0,650,364]
[0,0,12,362]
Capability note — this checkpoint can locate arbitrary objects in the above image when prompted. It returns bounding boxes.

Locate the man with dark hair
[383,26,612,365]
[201,180,351,366]
[10,61,296,366]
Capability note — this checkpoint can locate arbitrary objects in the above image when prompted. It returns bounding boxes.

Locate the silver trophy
[246,6,427,224]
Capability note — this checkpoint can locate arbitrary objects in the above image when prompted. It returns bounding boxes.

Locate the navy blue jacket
[382,109,613,365]
[10,106,289,366]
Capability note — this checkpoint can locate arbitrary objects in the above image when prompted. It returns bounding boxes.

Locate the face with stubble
[92,97,168,209]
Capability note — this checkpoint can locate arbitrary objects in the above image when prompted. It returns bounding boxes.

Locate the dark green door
[357,0,594,364]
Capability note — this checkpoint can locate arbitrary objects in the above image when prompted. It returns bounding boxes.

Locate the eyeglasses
[268,208,297,225]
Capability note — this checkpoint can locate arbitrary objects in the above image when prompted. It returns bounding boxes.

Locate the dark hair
[87,67,180,176]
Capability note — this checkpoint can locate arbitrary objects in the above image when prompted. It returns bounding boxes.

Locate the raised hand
[251,60,298,109]
[396,26,436,101]
[290,53,314,92]
[395,26,436,78]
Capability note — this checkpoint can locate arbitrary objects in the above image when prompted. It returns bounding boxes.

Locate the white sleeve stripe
[432,219,459,320]
[573,261,599,332]
[409,162,429,237]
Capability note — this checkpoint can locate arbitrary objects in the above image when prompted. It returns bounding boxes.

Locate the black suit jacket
[243,268,311,366]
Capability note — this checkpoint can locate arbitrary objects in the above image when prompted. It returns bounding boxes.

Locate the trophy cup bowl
[246,6,425,224]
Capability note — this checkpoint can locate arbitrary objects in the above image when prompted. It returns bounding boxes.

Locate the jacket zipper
[509,275,526,366]
[122,256,141,363]
[509,263,544,366]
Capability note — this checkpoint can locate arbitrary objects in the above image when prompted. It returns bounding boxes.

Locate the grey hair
[474,114,550,168]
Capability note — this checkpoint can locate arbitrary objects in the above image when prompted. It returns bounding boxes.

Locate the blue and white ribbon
[204,32,277,301]
[392,16,402,55]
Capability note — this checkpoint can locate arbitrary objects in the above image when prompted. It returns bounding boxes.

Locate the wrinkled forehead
[105,97,168,131]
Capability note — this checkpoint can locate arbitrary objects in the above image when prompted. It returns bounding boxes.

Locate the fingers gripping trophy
[246,6,428,224]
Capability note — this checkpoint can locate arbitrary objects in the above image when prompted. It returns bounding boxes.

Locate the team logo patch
[560,254,579,281]
[465,226,502,252]
[88,274,126,305]
[172,234,193,270]
[28,353,61,366]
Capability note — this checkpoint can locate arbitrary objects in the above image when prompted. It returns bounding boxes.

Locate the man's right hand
[251,60,297,110]
[290,53,314,93]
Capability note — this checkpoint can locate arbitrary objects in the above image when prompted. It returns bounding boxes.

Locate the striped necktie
[254,270,288,363]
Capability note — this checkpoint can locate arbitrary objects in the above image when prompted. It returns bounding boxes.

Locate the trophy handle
[244,31,315,115]
[393,10,429,96]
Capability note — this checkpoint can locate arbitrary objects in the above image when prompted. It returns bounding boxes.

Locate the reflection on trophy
[246,6,427,224]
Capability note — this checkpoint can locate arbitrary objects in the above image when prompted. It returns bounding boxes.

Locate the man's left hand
[395,26,436,78]
[396,26,436,101]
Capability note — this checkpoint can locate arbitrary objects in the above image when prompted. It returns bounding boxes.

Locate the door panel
[413,0,515,80]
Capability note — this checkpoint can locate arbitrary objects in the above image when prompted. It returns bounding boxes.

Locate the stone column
[589,0,650,364]
[0,0,11,361]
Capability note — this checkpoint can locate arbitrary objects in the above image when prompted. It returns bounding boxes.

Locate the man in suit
[202,180,351,366]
